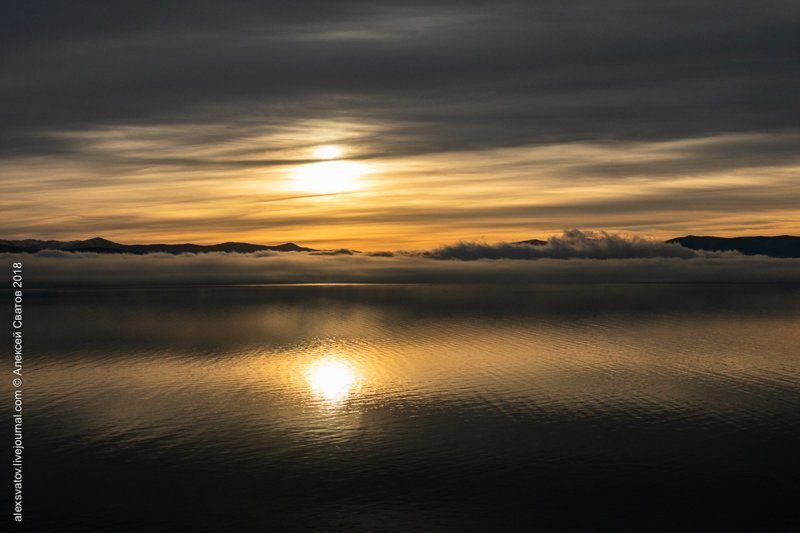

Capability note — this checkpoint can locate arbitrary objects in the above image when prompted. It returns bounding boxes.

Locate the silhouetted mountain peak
[74,237,122,247]
[0,238,318,254]
[272,242,313,252]
[514,239,547,246]
[668,235,800,257]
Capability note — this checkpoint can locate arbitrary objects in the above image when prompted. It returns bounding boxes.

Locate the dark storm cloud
[3,0,799,160]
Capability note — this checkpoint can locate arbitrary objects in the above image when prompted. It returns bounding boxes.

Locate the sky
[2,1,799,249]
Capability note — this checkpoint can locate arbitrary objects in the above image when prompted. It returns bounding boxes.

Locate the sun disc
[291,160,366,193]
[312,145,342,159]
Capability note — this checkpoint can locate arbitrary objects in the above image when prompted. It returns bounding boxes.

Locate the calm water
[4,284,800,531]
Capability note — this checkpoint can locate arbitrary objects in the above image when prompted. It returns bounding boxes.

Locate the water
[4,284,800,531]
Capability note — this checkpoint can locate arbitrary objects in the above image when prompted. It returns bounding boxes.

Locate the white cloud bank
[422,230,699,260]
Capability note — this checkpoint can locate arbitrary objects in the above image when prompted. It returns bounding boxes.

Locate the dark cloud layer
[3,1,799,159]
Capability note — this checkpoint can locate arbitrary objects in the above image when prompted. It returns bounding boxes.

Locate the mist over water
[4,284,800,531]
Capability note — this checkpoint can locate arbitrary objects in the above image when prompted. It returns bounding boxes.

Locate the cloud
[7,232,800,287]
[422,230,699,260]
[2,2,799,245]
[309,248,357,256]
[2,1,799,158]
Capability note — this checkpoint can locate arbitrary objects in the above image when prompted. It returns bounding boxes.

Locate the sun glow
[291,160,367,193]
[306,357,358,402]
[312,145,343,159]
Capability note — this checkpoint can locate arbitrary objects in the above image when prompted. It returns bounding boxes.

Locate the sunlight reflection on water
[306,356,359,403]
[10,284,800,531]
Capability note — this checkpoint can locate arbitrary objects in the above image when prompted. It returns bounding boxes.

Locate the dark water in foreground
[4,284,800,532]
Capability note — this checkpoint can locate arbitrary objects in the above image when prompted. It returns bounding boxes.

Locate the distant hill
[667,235,800,258]
[0,237,317,254]
[514,239,547,246]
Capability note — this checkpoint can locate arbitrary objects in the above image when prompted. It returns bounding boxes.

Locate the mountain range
[666,235,800,258]
[1,235,799,257]
[0,237,315,254]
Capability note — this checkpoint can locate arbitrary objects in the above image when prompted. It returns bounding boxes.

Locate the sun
[312,145,343,159]
[291,161,366,193]
[291,146,368,193]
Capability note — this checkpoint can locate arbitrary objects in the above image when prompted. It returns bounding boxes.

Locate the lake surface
[4,284,800,531]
